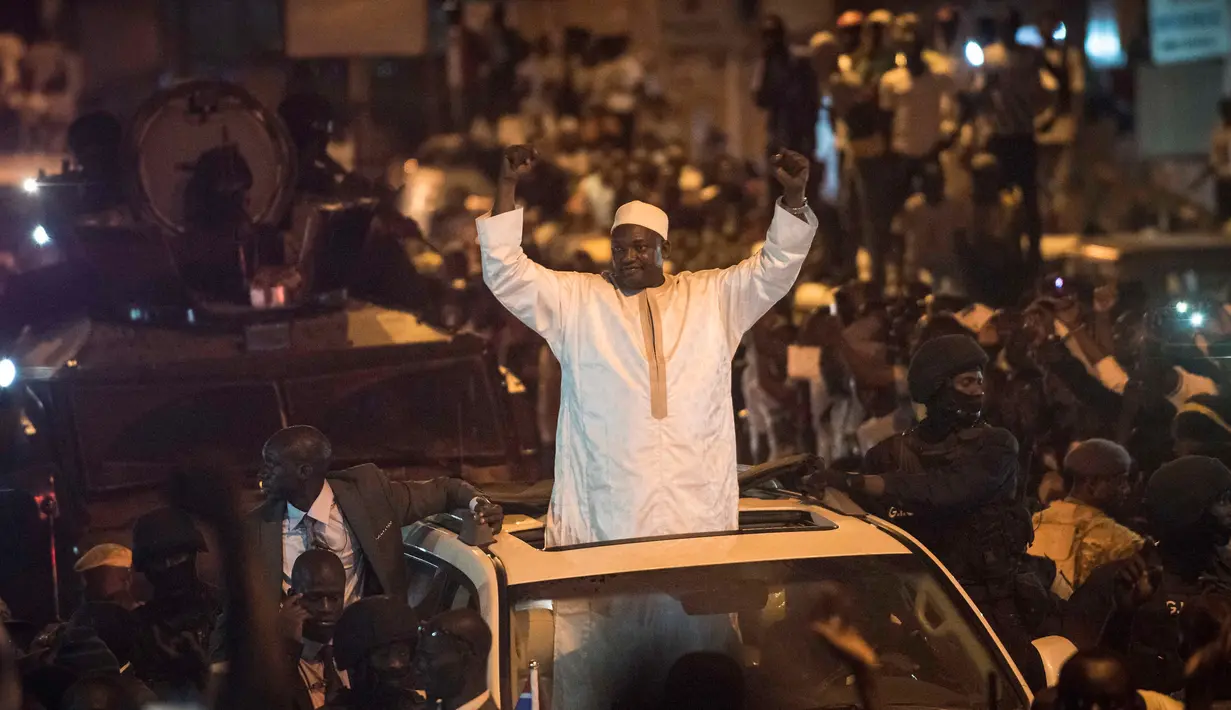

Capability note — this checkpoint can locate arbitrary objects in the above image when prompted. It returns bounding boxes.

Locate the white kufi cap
[611,200,669,241]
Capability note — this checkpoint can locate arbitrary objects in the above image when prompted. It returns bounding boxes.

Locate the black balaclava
[908,334,989,431]
[144,553,199,598]
[927,379,984,430]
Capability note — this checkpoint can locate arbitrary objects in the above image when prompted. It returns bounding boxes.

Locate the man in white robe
[478,144,817,547]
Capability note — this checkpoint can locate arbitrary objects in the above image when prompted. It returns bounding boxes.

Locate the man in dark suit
[255,425,502,608]
[212,425,502,664]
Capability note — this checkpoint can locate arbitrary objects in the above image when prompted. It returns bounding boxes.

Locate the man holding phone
[282,550,348,710]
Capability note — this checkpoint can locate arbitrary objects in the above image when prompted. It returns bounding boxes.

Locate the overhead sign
[286,0,427,57]
[1149,0,1231,65]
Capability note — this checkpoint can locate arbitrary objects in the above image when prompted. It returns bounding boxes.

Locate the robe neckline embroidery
[638,289,669,419]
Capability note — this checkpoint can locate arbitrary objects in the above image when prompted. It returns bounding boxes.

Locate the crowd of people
[8,6,1231,710]
[426,6,1081,304]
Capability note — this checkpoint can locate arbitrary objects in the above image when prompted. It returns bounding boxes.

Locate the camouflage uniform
[1028,498,1143,599]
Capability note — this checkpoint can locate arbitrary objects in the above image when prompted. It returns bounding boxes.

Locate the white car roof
[486,497,912,587]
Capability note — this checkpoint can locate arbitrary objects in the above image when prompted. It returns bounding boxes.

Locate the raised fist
[501,144,538,182]
[771,150,810,198]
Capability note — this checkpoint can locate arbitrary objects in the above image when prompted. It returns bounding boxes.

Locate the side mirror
[1032,635,1078,688]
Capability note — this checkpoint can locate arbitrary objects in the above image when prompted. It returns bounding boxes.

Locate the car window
[509,555,1027,710]
[405,549,480,619]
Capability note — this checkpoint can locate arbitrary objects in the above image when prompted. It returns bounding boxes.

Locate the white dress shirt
[298,639,350,709]
[283,481,366,606]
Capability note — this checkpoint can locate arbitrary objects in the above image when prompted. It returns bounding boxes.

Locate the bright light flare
[21,178,38,194]
[31,225,50,246]
[1053,22,1067,41]
[1191,313,1206,328]
[964,41,985,67]
[0,358,15,388]
[1176,301,1190,315]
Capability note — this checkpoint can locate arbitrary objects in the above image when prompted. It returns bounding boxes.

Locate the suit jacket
[211,465,480,662]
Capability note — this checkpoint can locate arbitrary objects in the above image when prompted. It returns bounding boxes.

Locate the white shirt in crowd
[1093,357,1219,411]
[594,54,644,115]
[879,65,957,158]
[577,173,617,230]
[283,480,366,607]
[1054,321,1097,375]
[1038,45,1085,146]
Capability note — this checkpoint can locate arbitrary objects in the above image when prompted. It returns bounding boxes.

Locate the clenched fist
[771,150,810,208]
[501,144,538,183]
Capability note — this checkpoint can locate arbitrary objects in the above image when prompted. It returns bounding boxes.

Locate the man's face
[761,20,785,52]
[143,551,197,595]
[259,447,305,501]
[1206,490,1231,546]
[610,225,666,291]
[298,569,345,642]
[1088,472,1131,510]
[952,370,985,398]
[85,566,132,603]
[837,25,862,54]
[932,369,986,428]
[367,640,415,690]
[415,631,468,700]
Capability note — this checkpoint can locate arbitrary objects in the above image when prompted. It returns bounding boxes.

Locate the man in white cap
[73,543,136,609]
[478,143,817,546]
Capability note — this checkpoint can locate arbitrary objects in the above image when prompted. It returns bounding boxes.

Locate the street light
[21,177,38,194]
[964,41,985,67]
[0,358,15,389]
[32,225,51,247]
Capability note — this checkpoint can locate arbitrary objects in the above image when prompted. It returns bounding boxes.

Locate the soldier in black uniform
[278,92,348,198]
[812,334,1048,688]
[129,507,220,700]
[1064,456,1231,699]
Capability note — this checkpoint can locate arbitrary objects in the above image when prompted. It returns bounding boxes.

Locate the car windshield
[508,554,1027,710]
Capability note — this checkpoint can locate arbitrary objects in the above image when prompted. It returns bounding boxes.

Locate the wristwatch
[469,496,492,512]
[780,196,810,216]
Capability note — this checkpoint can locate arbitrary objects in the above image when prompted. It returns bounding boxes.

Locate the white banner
[1149,0,1231,65]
